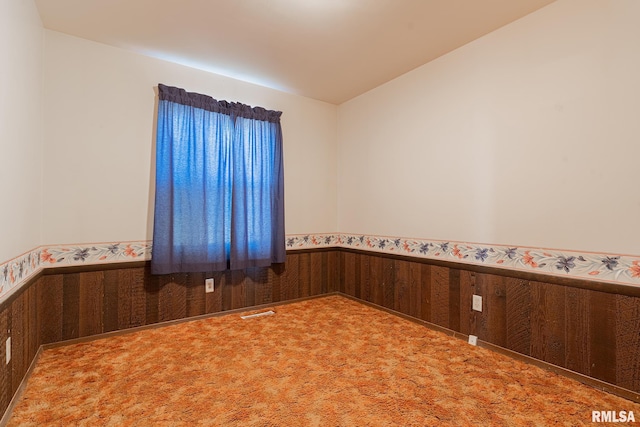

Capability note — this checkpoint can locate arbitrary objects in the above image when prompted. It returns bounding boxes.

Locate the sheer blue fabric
[151,84,285,274]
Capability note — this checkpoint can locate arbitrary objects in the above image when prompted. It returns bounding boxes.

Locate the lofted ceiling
[35,0,556,104]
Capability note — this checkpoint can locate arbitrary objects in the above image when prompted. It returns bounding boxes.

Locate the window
[151,84,285,274]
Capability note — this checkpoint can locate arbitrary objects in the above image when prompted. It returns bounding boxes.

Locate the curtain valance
[157,84,282,123]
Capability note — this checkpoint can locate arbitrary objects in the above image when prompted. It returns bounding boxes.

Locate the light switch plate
[472,295,483,312]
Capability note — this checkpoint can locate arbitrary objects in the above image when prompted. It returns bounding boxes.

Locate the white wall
[12,0,639,258]
[337,0,640,255]
[43,31,337,245]
[0,0,43,262]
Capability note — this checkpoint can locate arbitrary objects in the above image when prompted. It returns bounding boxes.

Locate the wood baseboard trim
[2,292,338,424]
[0,346,44,427]
[42,292,340,351]
[3,291,638,425]
[340,293,640,405]
[477,340,640,404]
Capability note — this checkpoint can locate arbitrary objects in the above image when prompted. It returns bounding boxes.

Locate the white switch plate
[472,294,483,312]
[468,335,478,346]
[5,337,10,364]
[205,278,214,293]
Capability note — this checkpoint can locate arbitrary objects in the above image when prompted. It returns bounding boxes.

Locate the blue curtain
[151,84,285,274]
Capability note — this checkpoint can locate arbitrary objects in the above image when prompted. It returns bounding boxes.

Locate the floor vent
[240,310,275,320]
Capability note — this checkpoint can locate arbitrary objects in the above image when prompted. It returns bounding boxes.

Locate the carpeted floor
[7,295,640,426]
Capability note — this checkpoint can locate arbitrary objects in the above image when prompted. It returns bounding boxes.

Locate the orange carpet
[7,295,639,426]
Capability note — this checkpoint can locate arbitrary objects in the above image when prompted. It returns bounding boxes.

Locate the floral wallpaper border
[2,234,639,304]
[286,233,640,287]
[0,242,152,304]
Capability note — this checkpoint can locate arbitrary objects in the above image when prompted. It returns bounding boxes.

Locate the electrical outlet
[468,335,478,346]
[205,278,214,293]
[472,294,483,312]
[6,337,10,364]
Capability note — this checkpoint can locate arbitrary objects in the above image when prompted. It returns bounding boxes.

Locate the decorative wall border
[2,234,639,304]
[286,233,640,287]
[0,242,152,304]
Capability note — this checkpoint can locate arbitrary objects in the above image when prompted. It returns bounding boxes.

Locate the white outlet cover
[468,335,478,346]
[472,294,483,312]
[205,278,214,293]
[5,337,10,364]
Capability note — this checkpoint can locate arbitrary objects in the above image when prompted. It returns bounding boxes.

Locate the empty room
[1,0,640,425]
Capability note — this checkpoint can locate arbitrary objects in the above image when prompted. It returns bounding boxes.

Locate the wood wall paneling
[103,270,119,333]
[0,252,342,420]
[283,253,299,301]
[207,271,224,313]
[39,275,63,345]
[270,265,282,305]
[485,274,507,348]
[0,304,8,414]
[564,287,590,376]
[9,293,24,397]
[394,259,410,315]
[369,255,383,307]
[62,273,80,341]
[143,268,160,325]
[382,258,394,311]
[505,278,532,356]
[327,250,340,294]
[220,270,233,312]
[250,267,271,306]
[159,275,188,322]
[131,268,148,328]
[116,269,133,330]
[314,252,327,295]
[335,249,640,395]
[419,264,432,324]
[448,269,461,333]
[458,270,475,336]
[79,271,104,337]
[358,254,369,301]
[616,295,640,392]
[298,253,311,299]
[185,271,206,318]
[1,278,43,420]
[342,251,356,297]
[407,262,422,319]
[309,253,322,296]
[430,266,450,329]
[589,291,617,385]
[3,247,640,422]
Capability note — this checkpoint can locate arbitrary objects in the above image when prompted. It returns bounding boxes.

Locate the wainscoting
[339,249,640,396]
[0,250,339,418]
[2,247,640,419]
